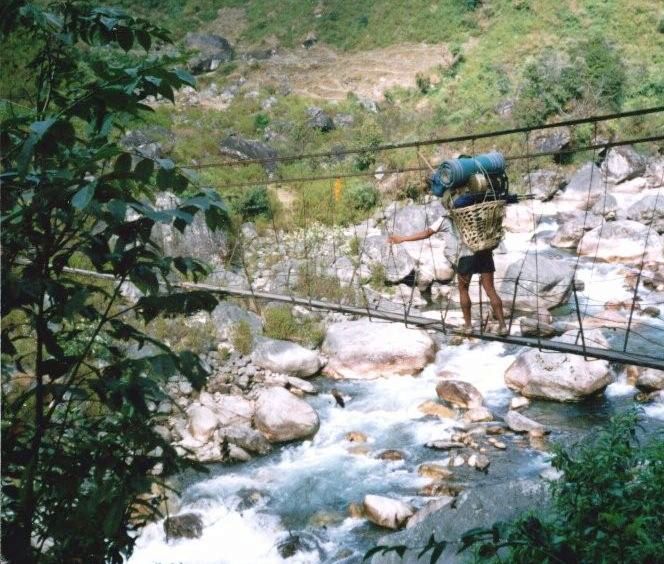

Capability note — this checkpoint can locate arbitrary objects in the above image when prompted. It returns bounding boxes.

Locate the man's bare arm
[388,228,434,244]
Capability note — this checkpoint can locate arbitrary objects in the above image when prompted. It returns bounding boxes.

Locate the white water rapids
[130,194,664,564]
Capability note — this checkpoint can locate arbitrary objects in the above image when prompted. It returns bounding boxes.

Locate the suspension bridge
[90,108,664,370]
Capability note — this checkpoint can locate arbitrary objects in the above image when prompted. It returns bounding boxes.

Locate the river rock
[418,400,455,419]
[186,405,218,442]
[346,431,368,443]
[387,202,446,234]
[322,319,435,379]
[635,367,664,392]
[522,169,567,201]
[380,479,548,562]
[505,329,612,401]
[210,395,255,427]
[221,425,272,455]
[377,450,406,461]
[185,33,234,74]
[557,162,603,210]
[210,301,263,341]
[504,203,536,233]
[468,453,490,471]
[463,407,493,423]
[436,380,484,408]
[399,237,455,287]
[418,463,453,480]
[425,440,465,450]
[163,513,204,540]
[361,235,415,283]
[504,410,545,433]
[252,338,321,377]
[363,495,414,530]
[577,220,664,264]
[406,497,454,529]
[510,396,530,410]
[253,387,319,442]
[627,194,664,234]
[500,254,573,313]
[591,193,618,219]
[601,146,646,183]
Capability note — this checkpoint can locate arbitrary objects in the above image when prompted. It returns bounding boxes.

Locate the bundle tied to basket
[450,199,506,252]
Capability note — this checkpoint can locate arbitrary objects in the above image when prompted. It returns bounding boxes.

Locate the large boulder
[252,338,322,378]
[635,368,664,392]
[151,192,229,267]
[577,220,664,264]
[210,301,262,342]
[186,405,218,443]
[435,380,484,408]
[163,513,204,540]
[219,134,278,174]
[500,254,574,313]
[361,235,415,283]
[253,387,319,442]
[601,146,646,184]
[374,480,548,563]
[504,203,536,233]
[522,169,568,201]
[504,329,613,401]
[399,237,455,287]
[210,394,255,427]
[531,127,571,161]
[121,126,176,160]
[185,33,234,74]
[387,203,446,234]
[504,410,546,433]
[220,425,272,455]
[627,194,664,234]
[363,495,414,530]
[551,210,602,248]
[556,162,604,210]
[322,319,436,379]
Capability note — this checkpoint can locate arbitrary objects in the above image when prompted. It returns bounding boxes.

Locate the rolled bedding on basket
[438,152,506,192]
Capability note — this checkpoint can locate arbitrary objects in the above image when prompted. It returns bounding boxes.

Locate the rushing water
[130,197,664,564]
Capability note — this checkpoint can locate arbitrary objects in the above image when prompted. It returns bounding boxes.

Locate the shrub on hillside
[233,186,273,220]
[574,36,626,110]
[343,184,379,212]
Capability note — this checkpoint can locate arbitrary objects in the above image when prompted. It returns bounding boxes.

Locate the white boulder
[577,220,663,264]
[253,387,320,443]
[504,329,613,401]
[252,338,322,378]
[363,495,414,530]
[322,319,435,379]
[186,405,218,443]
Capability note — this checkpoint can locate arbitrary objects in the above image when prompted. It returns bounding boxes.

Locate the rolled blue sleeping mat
[435,152,506,194]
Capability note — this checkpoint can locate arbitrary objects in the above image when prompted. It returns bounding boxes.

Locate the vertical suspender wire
[419,149,449,333]
[624,179,662,352]
[568,123,599,352]
[523,131,542,350]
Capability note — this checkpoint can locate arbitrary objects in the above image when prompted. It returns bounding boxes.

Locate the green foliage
[294,266,356,304]
[230,319,253,355]
[515,49,582,126]
[343,184,379,213]
[349,236,361,257]
[1,3,230,562]
[367,263,386,289]
[574,36,626,110]
[263,305,325,348]
[233,186,273,220]
[461,410,664,563]
[254,112,270,131]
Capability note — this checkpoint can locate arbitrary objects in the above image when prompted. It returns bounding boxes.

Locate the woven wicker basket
[450,200,506,252]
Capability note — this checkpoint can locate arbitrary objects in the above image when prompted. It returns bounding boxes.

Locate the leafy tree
[1,2,229,562]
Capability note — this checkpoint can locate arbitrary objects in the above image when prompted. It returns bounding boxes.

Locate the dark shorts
[457,250,495,275]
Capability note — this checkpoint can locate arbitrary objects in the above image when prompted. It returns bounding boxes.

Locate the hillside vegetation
[3,0,662,227]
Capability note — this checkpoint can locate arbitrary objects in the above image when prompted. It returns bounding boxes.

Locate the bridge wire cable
[201,135,664,192]
[194,106,664,170]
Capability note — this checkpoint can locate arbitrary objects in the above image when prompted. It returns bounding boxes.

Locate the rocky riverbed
[128,149,664,563]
